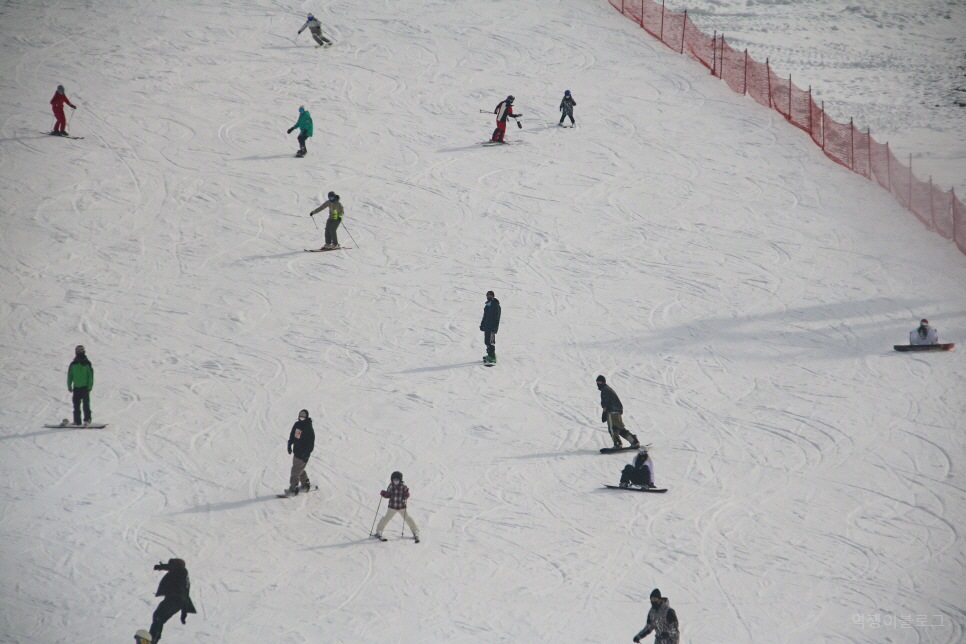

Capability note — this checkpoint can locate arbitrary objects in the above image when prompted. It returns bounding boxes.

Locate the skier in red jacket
[50,85,76,136]
[491,95,521,143]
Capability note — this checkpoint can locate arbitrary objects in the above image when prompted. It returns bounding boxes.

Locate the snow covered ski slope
[1,0,964,643]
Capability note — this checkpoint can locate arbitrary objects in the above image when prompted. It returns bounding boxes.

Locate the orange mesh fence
[609,0,964,257]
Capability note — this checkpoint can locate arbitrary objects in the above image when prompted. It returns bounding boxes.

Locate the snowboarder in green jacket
[67,345,94,425]
[287,106,313,157]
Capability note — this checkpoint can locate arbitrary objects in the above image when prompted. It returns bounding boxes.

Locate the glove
[68,387,73,393]
[380,490,388,498]
[70,105,76,110]
[287,444,293,454]
[309,212,315,217]
[634,638,640,643]
[602,411,608,423]
[153,562,164,571]
[287,128,293,134]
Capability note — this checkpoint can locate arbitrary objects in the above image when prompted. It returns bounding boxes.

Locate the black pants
[325,218,341,246]
[72,386,91,424]
[620,465,651,487]
[559,110,574,125]
[150,597,185,642]
[484,330,497,358]
[297,132,307,153]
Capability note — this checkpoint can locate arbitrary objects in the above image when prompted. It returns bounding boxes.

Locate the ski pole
[340,220,358,248]
[402,509,407,537]
[368,496,383,537]
[479,109,495,114]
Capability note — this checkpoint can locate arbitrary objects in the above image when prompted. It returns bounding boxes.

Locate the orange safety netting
[609,0,966,256]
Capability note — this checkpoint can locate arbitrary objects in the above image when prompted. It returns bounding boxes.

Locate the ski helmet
[920,318,929,325]
[506,95,515,103]
[57,85,65,93]
[391,471,403,482]
[298,105,305,113]
[75,345,85,354]
[564,90,571,95]
[307,13,314,19]
[328,191,337,200]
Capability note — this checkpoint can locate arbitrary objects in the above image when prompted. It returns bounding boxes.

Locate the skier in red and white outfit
[491,95,521,142]
[50,85,76,136]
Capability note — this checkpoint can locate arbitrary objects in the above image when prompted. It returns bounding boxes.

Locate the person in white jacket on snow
[619,446,655,489]
[909,319,938,345]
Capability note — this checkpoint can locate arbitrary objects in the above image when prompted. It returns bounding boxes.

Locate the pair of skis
[41,131,83,139]
[372,534,420,543]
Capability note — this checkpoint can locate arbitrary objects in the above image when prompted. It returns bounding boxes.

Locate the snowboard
[600,442,650,454]
[304,247,351,252]
[555,123,575,128]
[478,140,525,146]
[42,132,84,139]
[894,343,954,352]
[604,485,667,493]
[277,485,319,498]
[44,421,108,429]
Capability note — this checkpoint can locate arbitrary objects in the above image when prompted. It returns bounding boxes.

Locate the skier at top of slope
[491,95,522,142]
[909,318,938,345]
[633,589,679,644]
[297,13,332,47]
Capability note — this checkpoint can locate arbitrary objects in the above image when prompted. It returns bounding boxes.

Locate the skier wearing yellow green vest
[310,191,344,249]
[67,345,94,426]
[287,106,313,157]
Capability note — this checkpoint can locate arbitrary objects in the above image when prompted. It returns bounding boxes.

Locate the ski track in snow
[1,0,965,643]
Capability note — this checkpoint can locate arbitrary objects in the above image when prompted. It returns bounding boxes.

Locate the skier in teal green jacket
[67,345,94,425]
[287,106,313,157]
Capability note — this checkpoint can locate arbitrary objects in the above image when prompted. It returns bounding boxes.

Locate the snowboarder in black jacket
[597,375,640,448]
[480,291,501,364]
[633,589,679,644]
[149,558,196,643]
[285,409,315,495]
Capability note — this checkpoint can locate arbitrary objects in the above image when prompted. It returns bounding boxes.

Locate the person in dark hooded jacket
[480,290,501,363]
[634,589,679,644]
[285,409,316,495]
[149,558,196,643]
[596,375,640,448]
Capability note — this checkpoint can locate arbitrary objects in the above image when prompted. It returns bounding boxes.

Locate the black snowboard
[894,343,954,352]
[604,485,667,493]
[600,442,650,454]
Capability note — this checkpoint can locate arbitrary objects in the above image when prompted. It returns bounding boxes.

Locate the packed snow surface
[1,0,964,643]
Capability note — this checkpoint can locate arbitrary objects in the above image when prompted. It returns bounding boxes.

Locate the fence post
[788,75,792,120]
[807,86,812,134]
[743,50,748,94]
[766,59,772,108]
[850,118,854,170]
[660,0,665,42]
[821,101,825,150]
[867,126,872,179]
[681,10,687,54]
[712,31,717,75]
[886,142,891,191]
[908,154,913,210]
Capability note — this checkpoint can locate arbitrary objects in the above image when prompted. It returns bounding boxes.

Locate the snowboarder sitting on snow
[909,318,938,345]
[596,375,640,449]
[310,191,344,249]
[492,95,521,142]
[67,345,94,426]
[285,409,315,496]
[374,471,420,541]
[149,558,196,643]
[558,90,576,126]
[620,446,654,489]
[480,290,501,364]
[50,85,76,136]
[287,106,313,157]
[634,589,679,644]
[297,13,331,48]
